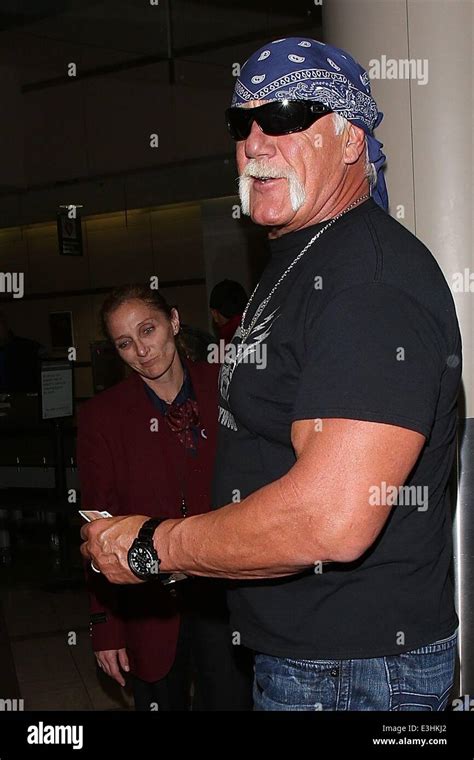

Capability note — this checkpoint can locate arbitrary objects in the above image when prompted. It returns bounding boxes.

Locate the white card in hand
[79,510,112,522]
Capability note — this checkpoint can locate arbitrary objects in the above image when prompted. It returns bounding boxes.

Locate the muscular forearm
[154,473,332,579]
[81,419,420,585]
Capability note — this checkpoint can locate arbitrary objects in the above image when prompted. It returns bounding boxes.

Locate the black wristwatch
[127,518,169,582]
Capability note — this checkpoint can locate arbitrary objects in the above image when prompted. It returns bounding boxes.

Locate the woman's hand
[95,648,130,687]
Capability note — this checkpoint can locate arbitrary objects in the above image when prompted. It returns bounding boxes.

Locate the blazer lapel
[121,372,171,512]
[186,358,218,451]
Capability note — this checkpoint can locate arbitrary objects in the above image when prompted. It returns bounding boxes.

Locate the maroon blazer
[77,358,219,682]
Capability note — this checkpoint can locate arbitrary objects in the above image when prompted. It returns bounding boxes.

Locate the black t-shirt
[212,198,462,659]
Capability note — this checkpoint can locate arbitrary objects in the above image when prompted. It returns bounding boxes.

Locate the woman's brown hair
[100,284,175,343]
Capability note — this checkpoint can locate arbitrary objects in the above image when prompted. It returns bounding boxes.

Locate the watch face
[128,543,158,578]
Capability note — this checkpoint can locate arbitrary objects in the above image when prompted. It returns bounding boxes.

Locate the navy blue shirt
[144,365,194,414]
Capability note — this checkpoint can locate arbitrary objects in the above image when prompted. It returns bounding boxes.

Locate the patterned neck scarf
[166,398,199,448]
[144,367,200,449]
[231,37,388,211]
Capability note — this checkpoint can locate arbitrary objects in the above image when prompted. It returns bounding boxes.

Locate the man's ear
[343,123,366,166]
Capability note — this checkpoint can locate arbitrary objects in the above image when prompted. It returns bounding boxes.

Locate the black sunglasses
[225,99,333,140]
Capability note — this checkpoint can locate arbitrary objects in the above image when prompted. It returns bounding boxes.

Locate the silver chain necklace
[239,194,370,343]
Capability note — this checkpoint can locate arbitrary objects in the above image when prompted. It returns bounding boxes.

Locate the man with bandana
[81,39,462,711]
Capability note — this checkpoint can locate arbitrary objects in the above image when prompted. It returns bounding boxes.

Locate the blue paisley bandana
[231,37,388,211]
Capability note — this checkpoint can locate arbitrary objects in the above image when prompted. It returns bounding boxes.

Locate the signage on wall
[57,210,83,256]
[40,360,74,420]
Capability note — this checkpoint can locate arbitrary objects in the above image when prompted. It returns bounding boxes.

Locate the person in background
[77,284,252,711]
[209,279,248,344]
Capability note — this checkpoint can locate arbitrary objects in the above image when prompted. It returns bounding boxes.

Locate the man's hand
[95,648,130,687]
[80,515,149,584]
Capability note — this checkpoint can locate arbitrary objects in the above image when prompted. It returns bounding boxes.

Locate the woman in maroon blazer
[77,284,252,711]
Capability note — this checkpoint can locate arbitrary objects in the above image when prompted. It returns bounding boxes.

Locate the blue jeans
[253,631,457,711]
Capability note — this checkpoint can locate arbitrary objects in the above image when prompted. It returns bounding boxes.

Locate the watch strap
[137,517,167,544]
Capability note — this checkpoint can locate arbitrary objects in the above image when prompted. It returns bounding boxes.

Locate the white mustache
[238,160,306,215]
[240,161,293,180]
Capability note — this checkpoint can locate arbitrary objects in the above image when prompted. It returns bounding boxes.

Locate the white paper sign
[41,361,73,419]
